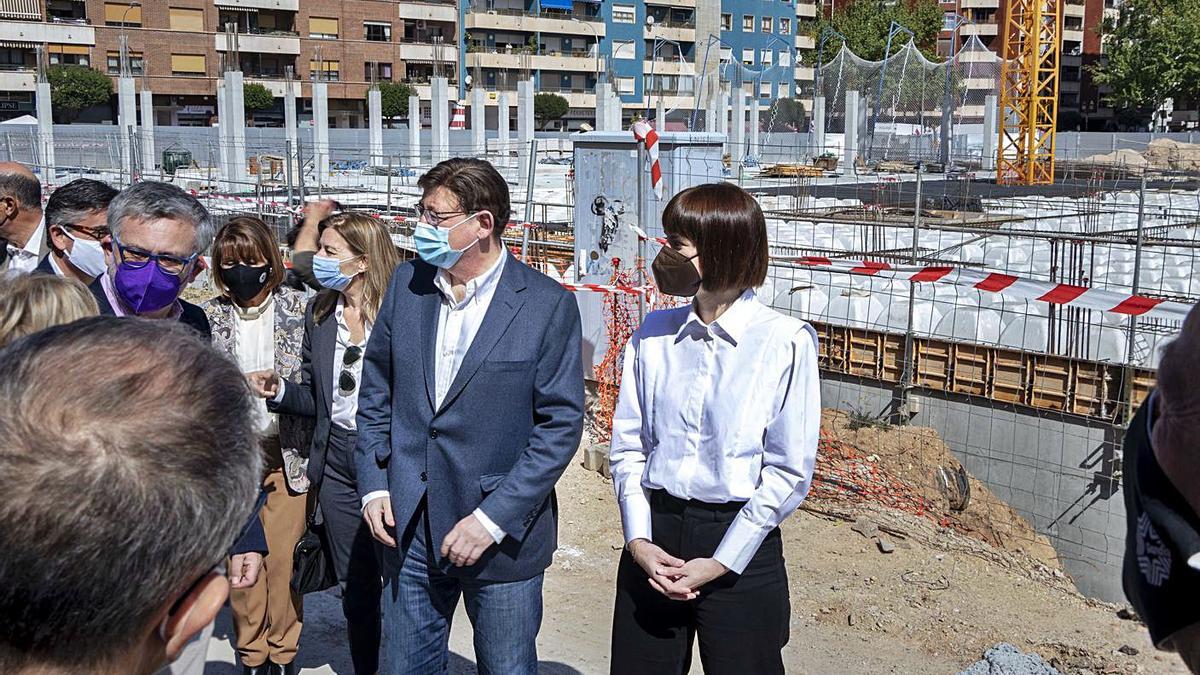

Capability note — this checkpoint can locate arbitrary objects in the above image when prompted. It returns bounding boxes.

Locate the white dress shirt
[4,217,45,273]
[331,296,371,431]
[361,251,510,545]
[608,290,821,575]
[233,296,278,437]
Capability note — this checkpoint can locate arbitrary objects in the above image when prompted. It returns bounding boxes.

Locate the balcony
[960,22,999,36]
[1062,29,1084,44]
[397,1,457,23]
[793,66,814,81]
[244,77,288,96]
[646,58,694,76]
[796,2,817,19]
[465,10,605,36]
[214,32,300,55]
[645,0,696,7]
[0,20,93,44]
[466,49,604,73]
[960,0,1000,7]
[645,22,695,43]
[795,34,814,50]
[214,0,299,11]
[537,88,597,108]
[0,68,34,91]
[398,42,459,62]
[1064,2,1086,17]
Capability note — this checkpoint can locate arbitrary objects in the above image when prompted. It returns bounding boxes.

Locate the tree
[534,92,569,130]
[47,65,112,123]
[242,82,274,125]
[1090,0,1200,127]
[765,98,807,132]
[378,81,415,127]
[805,0,944,64]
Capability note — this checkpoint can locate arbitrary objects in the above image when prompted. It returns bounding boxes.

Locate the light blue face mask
[413,212,481,269]
[312,253,362,291]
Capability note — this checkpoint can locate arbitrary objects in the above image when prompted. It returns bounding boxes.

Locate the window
[761,50,772,66]
[364,21,391,42]
[104,2,141,26]
[761,16,772,33]
[742,15,753,31]
[169,8,204,32]
[308,17,339,39]
[780,17,791,34]
[612,39,635,60]
[107,50,143,74]
[612,5,636,23]
[309,59,340,81]
[170,54,206,76]
[365,61,392,81]
[615,76,634,94]
[48,44,89,66]
[741,49,752,66]
[0,48,27,68]
[720,13,731,31]
[719,46,732,62]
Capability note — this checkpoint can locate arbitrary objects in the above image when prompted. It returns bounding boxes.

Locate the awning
[214,2,258,11]
[49,44,90,55]
[0,40,35,48]
[0,0,40,20]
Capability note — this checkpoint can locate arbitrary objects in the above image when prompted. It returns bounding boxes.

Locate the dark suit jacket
[355,257,585,582]
[88,275,268,555]
[267,292,341,486]
[33,255,54,275]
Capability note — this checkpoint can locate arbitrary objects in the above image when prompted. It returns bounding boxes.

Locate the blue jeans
[377,508,544,675]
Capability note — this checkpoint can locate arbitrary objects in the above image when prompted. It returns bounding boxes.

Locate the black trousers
[610,490,790,675]
[321,425,383,675]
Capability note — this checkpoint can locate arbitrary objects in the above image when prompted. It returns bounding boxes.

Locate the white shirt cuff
[618,493,654,545]
[473,508,506,544]
[361,490,389,512]
[271,380,287,404]
[711,512,771,575]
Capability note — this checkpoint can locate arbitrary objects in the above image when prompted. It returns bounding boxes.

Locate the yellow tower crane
[997,0,1062,185]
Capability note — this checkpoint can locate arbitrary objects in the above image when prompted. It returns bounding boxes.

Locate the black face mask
[651,246,702,297]
[219,263,271,304]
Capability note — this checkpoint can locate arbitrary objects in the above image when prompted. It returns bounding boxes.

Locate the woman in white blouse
[252,213,401,675]
[203,216,312,675]
[608,183,820,674]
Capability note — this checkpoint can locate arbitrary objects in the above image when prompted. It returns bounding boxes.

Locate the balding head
[0,162,40,210]
[0,316,262,674]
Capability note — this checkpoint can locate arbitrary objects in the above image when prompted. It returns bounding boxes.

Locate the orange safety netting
[809,427,934,517]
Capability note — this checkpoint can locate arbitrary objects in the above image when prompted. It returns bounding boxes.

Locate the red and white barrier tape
[561,282,653,296]
[631,121,663,199]
[787,256,1192,322]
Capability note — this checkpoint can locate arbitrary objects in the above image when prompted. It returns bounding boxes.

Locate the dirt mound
[814,409,1062,570]
[1144,138,1200,172]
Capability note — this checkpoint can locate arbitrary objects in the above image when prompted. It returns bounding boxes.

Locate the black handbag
[291,467,338,594]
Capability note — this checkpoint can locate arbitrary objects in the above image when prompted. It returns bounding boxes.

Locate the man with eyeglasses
[89,181,270,675]
[36,178,119,283]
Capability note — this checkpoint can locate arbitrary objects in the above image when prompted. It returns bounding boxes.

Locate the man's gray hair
[0,317,261,671]
[108,181,215,254]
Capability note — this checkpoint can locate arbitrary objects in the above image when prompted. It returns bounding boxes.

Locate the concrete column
[227,71,247,186]
[216,79,230,182]
[284,78,297,154]
[312,80,329,185]
[517,79,534,190]
[430,76,449,165]
[497,92,511,165]
[594,82,610,131]
[749,95,760,161]
[408,94,420,166]
[844,90,861,170]
[731,87,746,166]
[704,103,716,134]
[34,80,53,175]
[139,87,154,172]
[656,94,665,130]
[118,76,136,177]
[610,90,622,130]
[813,95,826,155]
[471,86,486,156]
[715,85,728,135]
[982,94,998,171]
[367,87,384,166]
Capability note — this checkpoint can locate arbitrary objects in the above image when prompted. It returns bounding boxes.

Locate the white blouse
[233,295,278,437]
[331,296,371,431]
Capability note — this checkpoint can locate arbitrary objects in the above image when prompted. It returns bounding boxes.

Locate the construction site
[4,1,1200,672]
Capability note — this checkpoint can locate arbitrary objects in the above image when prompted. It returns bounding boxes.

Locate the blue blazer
[355,256,585,582]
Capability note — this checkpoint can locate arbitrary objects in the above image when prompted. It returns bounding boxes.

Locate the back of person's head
[0,161,41,212]
[211,216,286,301]
[0,317,262,674]
[108,181,214,255]
[44,178,119,231]
[661,182,769,293]
[314,212,401,323]
[417,158,511,241]
[0,274,99,348]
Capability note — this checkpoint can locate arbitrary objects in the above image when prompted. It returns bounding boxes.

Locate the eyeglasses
[415,203,465,226]
[62,223,110,240]
[338,345,363,394]
[112,234,198,276]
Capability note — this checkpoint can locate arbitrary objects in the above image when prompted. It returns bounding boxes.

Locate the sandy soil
[199,447,1186,675]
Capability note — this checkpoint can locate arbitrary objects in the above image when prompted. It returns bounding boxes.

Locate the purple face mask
[113,261,186,314]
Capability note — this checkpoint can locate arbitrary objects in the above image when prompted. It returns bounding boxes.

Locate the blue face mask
[312,253,361,291]
[414,212,480,269]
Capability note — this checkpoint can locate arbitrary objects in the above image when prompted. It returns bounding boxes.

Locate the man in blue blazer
[356,158,585,674]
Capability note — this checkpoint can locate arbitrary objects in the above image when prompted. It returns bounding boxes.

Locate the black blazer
[88,277,212,337]
[33,255,54,275]
[268,295,339,486]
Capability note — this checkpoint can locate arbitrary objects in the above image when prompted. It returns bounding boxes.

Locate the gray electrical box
[570,130,726,373]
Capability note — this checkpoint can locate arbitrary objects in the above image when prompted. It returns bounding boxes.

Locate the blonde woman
[202,216,312,675]
[250,212,401,675]
[0,273,99,347]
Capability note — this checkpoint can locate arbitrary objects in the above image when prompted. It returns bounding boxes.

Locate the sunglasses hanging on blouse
[338,345,363,395]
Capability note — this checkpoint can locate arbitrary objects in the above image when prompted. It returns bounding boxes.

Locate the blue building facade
[718,0,796,101]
